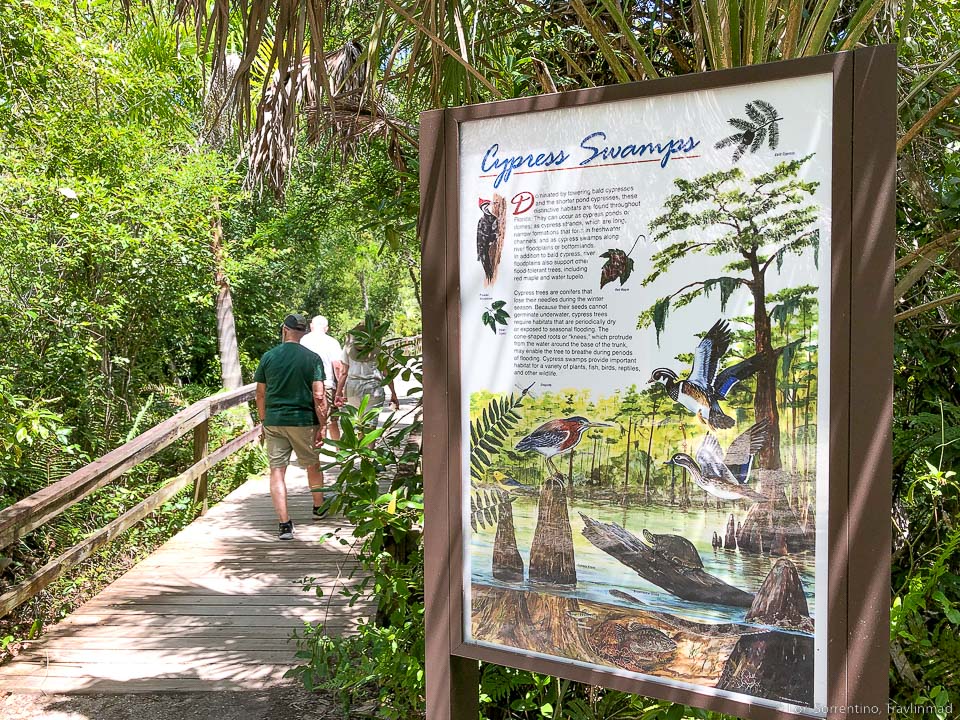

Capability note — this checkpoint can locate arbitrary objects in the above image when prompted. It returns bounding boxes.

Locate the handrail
[0,383,261,617]
[384,334,423,357]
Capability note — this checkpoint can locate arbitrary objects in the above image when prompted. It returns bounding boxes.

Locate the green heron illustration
[516,416,614,475]
[663,421,770,502]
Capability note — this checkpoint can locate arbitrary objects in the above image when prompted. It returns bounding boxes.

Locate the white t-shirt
[300,332,343,389]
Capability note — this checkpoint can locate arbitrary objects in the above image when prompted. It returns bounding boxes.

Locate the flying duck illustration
[649,319,782,430]
[516,416,614,475]
[664,421,770,502]
[477,196,504,285]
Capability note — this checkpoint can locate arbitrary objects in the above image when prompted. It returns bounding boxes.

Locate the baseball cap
[282,314,308,331]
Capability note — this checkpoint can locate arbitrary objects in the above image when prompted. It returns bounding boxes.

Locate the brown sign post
[422,47,894,720]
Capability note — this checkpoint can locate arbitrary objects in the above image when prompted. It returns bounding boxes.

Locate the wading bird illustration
[477,196,505,285]
[664,421,770,502]
[516,416,614,475]
[649,319,791,430]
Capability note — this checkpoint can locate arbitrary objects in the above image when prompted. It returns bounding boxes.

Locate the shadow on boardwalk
[0,468,373,695]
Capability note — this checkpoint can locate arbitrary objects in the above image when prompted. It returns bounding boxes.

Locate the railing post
[192,418,210,514]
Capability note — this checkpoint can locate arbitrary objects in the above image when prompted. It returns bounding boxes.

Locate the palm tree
[158,0,912,196]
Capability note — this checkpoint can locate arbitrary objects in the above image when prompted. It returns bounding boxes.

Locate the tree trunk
[679,422,689,508]
[567,448,575,500]
[590,437,598,486]
[623,417,632,495]
[749,252,781,470]
[644,402,658,503]
[211,200,243,391]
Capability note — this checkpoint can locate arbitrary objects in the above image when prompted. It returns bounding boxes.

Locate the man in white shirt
[301,315,345,441]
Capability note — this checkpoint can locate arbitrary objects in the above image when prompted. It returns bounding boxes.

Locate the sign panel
[422,48,894,720]
[458,74,831,715]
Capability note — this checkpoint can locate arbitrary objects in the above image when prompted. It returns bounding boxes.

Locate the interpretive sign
[422,48,894,720]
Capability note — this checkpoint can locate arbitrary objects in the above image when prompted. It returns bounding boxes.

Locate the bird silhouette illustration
[516,416,614,475]
[664,421,770,502]
[649,319,795,430]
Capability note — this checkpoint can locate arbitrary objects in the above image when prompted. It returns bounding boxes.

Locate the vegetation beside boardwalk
[2,0,960,717]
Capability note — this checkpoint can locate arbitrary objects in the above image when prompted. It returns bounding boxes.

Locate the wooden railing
[0,383,261,617]
[384,334,423,357]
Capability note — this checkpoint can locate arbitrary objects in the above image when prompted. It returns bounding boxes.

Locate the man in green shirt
[254,314,329,540]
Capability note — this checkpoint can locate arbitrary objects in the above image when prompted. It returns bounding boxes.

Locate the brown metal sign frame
[421,46,894,720]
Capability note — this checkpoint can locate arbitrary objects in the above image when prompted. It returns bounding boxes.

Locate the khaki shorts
[263,425,321,469]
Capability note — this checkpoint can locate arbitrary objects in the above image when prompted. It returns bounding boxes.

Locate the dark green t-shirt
[253,342,326,426]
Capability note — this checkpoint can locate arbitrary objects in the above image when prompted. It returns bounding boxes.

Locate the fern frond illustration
[715,100,783,163]
[468,385,533,532]
[470,484,510,532]
[469,384,531,482]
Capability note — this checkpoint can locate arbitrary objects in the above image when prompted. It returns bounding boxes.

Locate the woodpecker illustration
[477,196,505,285]
[516,416,614,475]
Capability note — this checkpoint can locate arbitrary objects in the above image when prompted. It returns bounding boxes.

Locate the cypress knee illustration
[717,557,814,705]
[528,473,577,586]
[492,497,524,582]
[470,472,527,583]
[724,513,737,550]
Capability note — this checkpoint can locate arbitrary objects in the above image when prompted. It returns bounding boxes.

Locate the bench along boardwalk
[0,466,371,693]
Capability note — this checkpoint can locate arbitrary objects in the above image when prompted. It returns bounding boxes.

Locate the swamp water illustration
[465,155,824,708]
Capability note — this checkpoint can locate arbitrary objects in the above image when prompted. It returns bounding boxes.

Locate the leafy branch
[715,100,783,163]
[637,276,749,342]
[481,300,509,334]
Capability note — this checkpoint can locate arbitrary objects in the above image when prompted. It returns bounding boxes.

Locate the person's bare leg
[270,466,290,522]
[306,463,324,508]
[327,417,341,441]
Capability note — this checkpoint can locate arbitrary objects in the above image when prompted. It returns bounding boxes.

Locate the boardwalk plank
[0,467,373,693]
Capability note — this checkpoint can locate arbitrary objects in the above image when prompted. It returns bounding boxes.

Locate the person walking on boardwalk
[335,319,400,425]
[254,313,329,540]
[300,314,345,442]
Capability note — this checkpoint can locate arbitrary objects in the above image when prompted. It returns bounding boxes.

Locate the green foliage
[290,333,425,716]
[479,663,744,719]
[482,300,510,334]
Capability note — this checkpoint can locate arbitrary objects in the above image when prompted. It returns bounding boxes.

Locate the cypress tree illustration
[637,156,821,471]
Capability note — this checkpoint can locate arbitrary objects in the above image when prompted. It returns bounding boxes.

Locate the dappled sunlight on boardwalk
[0,468,372,693]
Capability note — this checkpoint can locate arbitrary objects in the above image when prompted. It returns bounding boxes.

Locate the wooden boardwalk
[0,467,372,693]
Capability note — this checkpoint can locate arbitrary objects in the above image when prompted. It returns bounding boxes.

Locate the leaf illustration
[469,387,531,481]
[715,99,783,163]
[745,102,764,125]
[600,249,635,288]
[482,299,509,332]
